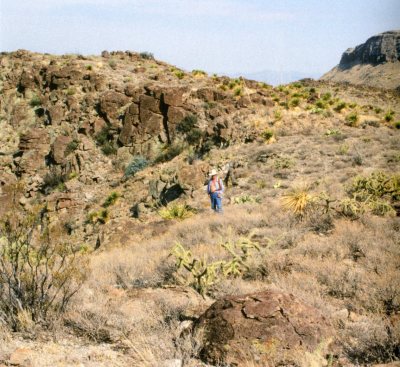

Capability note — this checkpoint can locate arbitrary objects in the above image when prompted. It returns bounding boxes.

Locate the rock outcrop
[195,289,335,366]
[321,30,400,90]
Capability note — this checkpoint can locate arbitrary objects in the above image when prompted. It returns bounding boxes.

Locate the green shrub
[139,51,154,60]
[289,97,300,107]
[170,238,260,296]
[384,110,395,122]
[310,107,324,114]
[64,139,79,156]
[124,156,148,178]
[274,109,282,121]
[348,102,357,108]
[345,112,359,126]
[42,169,67,194]
[345,172,400,216]
[260,129,274,141]
[232,194,261,204]
[322,92,331,101]
[102,191,120,208]
[174,70,184,79]
[334,101,347,112]
[325,129,341,137]
[66,88,76,96]
[30,95,41,107]
[394,121,400,129]
[0,209,87,330]
[176,115,203,146]
[315,100,326,109]
[88,209,109,224]
[274,157,294,169]
[159,203,196,220]
[108,59,117,69]
[233,87,242,96]
[95,126,117,156]
[154,142,184,163]
[374,106,383,114]
[192,69,207,76]
[85,64,93,70]
[292,82,302,88]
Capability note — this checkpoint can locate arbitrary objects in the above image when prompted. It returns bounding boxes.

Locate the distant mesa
[321,30,400,91]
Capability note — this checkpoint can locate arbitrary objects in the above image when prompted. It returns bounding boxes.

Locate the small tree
[0,206,88,330]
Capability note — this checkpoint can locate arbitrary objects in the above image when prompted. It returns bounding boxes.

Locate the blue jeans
[210,192,223,212]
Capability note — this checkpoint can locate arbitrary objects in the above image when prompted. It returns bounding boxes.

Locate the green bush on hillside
[0,208,87,330]
[124,156,148,178]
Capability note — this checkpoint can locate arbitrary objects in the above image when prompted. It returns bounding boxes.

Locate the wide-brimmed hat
[209,169,218,176]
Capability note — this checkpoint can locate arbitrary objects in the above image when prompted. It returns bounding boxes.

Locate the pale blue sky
[1,0,399,76]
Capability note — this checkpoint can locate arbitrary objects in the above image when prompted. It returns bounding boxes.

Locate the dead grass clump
[341,317,400,364]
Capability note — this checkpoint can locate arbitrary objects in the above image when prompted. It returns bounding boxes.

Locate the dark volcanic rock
[339,30,400,69]
[195,289,335,366]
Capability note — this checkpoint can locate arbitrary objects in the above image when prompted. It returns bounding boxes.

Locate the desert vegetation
[0,50,399,366]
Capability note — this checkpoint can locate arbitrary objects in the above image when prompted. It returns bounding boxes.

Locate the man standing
[207,169,224,213]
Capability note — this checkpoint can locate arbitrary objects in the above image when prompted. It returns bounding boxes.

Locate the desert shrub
[384,110,395,122]
[124,156,148,178]
[140,51,154,60]
[281,185,316,218]
[0,209,87,330]
[315,100,326,109]
[289,97,300,107]
[108,59,117,69]
[154,142,185,163]
[310,107,324,114]
[169,238,260,296]
[29,95,41,107]
[343,172,400,216]
[176,115,203,146]
[274,109,282,121]
[65,139,79,156]
[88,209,109,224]
[66,88,76,96]
[192,69,207,76]
[159,203,196,221]
[374,106,383,114]
[325,129,341,137]
[322,92,331,101]
[339,198,365,218]
[42,169,67,194]
[232,194,261,205]
[348,102,357,108]
[260,129,274,141]
[345,112,359,126]
[274,156,294,169]
[334,101,347,112]
[174,70,184,79]
[292,82,302,88]
[233,87,242,96]
[394,121,400,129]
[95,126,117,155]
[102,191,120,208]
[85,64,93,70]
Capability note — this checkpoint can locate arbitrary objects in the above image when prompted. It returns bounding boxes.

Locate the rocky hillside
[0,50,399,367]
[322,30,400,91]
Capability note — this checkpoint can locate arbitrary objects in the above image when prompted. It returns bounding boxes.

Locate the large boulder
[195,289,335,366]
[16,128,50,173]
[99,91,130,125]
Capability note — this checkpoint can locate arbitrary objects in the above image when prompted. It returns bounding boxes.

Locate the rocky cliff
[321,30,400,90]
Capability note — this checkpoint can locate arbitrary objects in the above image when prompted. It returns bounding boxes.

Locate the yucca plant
[159,203,196,220]
[282,185,316,217]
